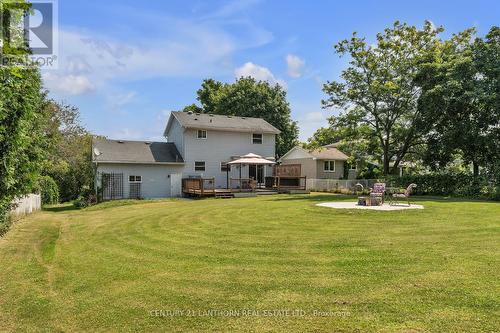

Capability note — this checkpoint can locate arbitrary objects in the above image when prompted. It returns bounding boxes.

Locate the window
[129,175,142,183]
[349,163,357,170]
[195,161,206,171]
[220,162,231,172]
[323,160,335,172]
[197,130,207,139]
[252,133,263,144]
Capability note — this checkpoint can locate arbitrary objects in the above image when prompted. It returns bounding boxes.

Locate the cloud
[204,0,263,19]
[286,54,305,78]
[42,72,94,95]
[106,91,137,113]
[110,128,144,140]
[234,62,287,88]
[42,4,274,96]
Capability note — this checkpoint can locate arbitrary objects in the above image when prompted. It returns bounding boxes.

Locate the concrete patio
[316,202,424,210]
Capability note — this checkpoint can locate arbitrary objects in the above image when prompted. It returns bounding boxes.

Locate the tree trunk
[472,161,479,179]
[383,147,390,175]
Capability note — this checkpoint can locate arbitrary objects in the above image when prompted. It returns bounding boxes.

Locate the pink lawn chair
[370,183,386,204]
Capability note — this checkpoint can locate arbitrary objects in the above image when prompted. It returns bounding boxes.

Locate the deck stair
[215,189,234,199]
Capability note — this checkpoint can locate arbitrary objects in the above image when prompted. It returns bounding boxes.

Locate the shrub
[73,184,94,209]
[386,172,499,200]
[35,176,60,205]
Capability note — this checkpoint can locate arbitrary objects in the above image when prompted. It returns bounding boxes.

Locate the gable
[279,146,313,161]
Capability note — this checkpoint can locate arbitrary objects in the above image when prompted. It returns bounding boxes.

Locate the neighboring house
[92,111,280,199]
[279,145,356,179]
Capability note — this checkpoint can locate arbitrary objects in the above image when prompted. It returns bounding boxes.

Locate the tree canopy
[183,77,299,157]
[0,0,47,222]
[416,26,499,178]
[322,21,443,174]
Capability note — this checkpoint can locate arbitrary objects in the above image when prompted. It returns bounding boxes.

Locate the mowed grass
[0,194,499,332]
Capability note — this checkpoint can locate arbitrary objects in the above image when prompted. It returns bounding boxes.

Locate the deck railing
[274,176,307,191]
[229,178,255,192]
[182,177,216,196]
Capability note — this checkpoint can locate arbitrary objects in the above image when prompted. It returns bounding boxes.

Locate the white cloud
[109,91,136,108]
[42,7,274,96]
[110,128,143,140]
[42,72,94,95]
[286,54,305,78]
[295,109,335,141]
[234,62,287,88]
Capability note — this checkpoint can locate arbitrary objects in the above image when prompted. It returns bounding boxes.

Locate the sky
[41,0,500,142]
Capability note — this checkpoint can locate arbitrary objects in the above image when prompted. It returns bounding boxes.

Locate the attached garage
[92,139,184,199]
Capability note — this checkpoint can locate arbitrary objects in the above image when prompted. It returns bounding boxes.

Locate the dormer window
[252,133,263,144]
[197,130,207,139]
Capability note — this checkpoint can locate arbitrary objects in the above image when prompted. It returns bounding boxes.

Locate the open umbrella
[227,153,276,189]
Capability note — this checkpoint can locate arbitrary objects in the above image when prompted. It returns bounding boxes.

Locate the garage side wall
[96,163,184,199]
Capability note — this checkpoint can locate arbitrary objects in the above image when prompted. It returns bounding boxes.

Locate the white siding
[165,119,185,157]
[97,163,184,199]
[182,128,276,188]
[281,146,312,160]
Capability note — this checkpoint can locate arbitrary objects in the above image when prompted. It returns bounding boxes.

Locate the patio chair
[391,184,417,206]
[369,183,386,204]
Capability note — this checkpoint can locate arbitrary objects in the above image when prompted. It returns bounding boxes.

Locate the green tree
[186,77,299,157]
[42,101,93,202]
[416,27,499,178]
[0,0,47,223]
[322,21,443,175]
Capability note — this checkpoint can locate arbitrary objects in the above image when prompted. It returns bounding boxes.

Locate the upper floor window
[197,130,207,139]
[195,161,206,172]
[129,175,142,183]
[252,133,263,144]
[324,160,335,172]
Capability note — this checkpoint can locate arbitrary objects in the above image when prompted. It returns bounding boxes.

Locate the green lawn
[0,194,499,332]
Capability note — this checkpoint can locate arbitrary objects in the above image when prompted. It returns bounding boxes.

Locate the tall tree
[416,27,499,178]
[42,101,93,202]
[186,77,299,157]
[1,0,48,222]
[322,21,443,174]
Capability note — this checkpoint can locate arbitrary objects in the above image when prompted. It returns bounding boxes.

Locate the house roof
[164,111,281,136]
[92,139,184,164]
[309,147,349,161]
[279,145,350,161]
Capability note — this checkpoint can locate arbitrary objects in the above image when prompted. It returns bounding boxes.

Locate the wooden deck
[182,177,299,198]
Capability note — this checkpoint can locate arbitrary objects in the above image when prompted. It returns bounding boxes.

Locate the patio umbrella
[227,153,276,188]
[227,153,276,166]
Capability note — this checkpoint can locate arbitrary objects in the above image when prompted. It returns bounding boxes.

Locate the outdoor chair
[369,183,386,204]
[391,184,417,206]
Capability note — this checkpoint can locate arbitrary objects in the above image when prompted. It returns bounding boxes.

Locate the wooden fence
[10,194,41,216]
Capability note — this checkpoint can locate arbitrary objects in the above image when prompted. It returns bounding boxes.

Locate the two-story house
[92,111,280,199]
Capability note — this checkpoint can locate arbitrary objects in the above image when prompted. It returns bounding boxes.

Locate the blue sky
[42,0,500,141]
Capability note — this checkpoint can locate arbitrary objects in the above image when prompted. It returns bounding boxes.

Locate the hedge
[386,172,500,200]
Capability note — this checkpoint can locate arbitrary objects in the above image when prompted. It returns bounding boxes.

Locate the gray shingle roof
[309,147,349,161]
[166,111,281,135]
[92,139,184,164]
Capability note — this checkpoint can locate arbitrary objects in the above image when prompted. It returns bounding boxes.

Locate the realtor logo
[1,0,58,68]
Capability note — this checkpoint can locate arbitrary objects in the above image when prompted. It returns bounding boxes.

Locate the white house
[92,111,280,199]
